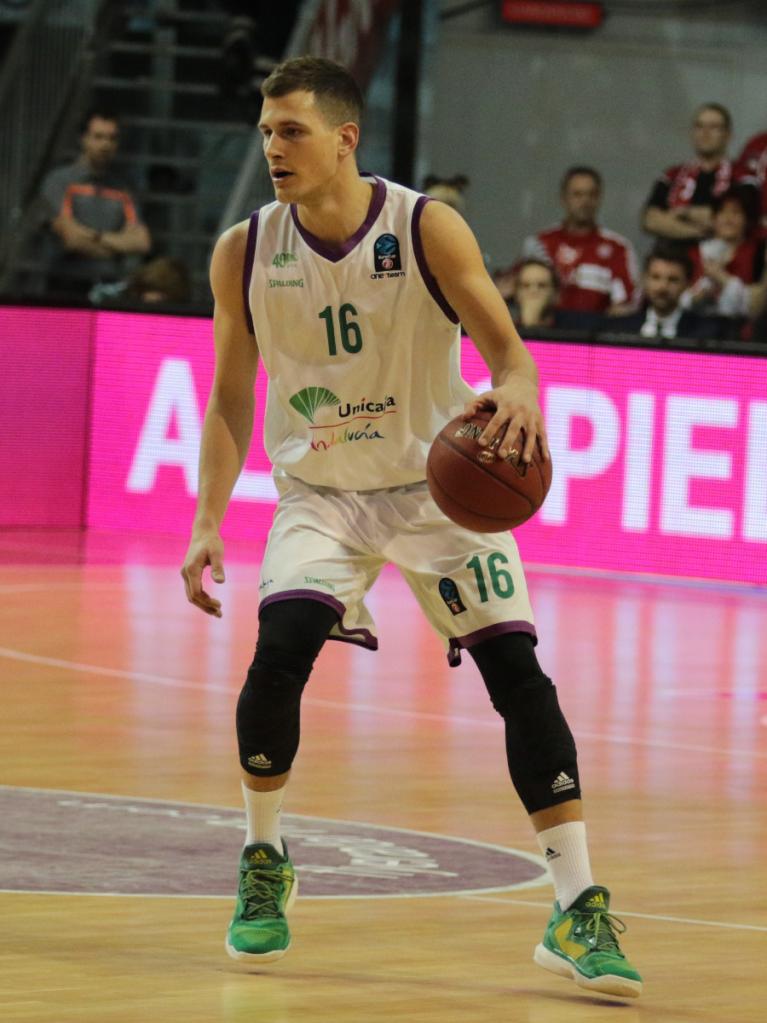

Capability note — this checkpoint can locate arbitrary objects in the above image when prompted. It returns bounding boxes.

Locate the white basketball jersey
[245,174,475,490]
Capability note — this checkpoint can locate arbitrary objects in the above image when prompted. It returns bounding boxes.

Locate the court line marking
[0,784,548,900]
[0,785,761,932]
[459,894,767,933]
[1,644,764,760]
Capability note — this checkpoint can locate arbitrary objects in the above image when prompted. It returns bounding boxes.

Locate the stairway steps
[94,75,219,96]
[120,114,251,133]
[108,41,220,59]
[120,152,244,170]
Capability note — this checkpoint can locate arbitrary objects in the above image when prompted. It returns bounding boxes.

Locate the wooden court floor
[1,528,765,1023]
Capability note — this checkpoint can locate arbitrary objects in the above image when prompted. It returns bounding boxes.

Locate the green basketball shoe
[225,842,298,963]
[534,886,642,999]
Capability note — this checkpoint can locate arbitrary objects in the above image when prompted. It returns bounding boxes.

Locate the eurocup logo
[374,233,401,273]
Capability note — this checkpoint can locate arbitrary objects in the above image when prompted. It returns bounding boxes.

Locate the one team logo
[438,577,467,616]
[374,233,401,272]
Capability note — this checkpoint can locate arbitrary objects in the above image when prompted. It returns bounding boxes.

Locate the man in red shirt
[643,103,757,243]
[520,166,638,315]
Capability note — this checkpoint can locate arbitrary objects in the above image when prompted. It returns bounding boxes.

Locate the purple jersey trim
[290,175,386,263]
[447,621,537,667]
[259,589,378,651]
[243,211,258,335]
[411,196,460,324]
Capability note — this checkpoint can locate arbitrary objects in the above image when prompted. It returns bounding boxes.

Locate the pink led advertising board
[2,307,765,583]
[0,306,93,526]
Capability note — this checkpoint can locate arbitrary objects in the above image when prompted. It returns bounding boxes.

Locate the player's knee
[237,598,338,777]
[468,630,544,714]
[255,597,338,678]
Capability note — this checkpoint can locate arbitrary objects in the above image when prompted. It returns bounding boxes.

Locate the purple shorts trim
[447,621,537,667]
[328,632,379,652]
[259,589,378,651]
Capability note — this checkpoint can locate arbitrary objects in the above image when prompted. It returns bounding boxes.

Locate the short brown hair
[561,166,602,193]
[261,56,364,126]
[517,258,560,290]
[644,243,693,282]
[695,102,732,132]
[126,257,190,303]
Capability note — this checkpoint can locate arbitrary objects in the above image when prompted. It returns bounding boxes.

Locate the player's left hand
[463,376,549,464]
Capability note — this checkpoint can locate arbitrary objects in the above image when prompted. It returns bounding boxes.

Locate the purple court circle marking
[0,786,548,899]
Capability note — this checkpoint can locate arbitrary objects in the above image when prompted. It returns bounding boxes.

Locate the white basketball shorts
[258,475,536,665]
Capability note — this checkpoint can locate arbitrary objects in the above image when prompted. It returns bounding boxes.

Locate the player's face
[692,109,730,159]
[259,91,350,203]
[81,117,119,169]
[561,174,600,227]
[713,199,747,242]
[644,259,689,316]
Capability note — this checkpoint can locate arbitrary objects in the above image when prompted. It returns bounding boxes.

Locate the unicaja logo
[289,387,397,426]
[288,385,398,452]
[289,386,340,424]
[338,396,396,419]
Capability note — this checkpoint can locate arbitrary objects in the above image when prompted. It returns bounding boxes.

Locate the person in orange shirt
[39,110,151,295]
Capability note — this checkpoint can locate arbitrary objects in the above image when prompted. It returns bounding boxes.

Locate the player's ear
[338,121,359,157]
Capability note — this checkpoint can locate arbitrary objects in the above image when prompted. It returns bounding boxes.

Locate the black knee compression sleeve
[469,632,580,814]
[237,599,339,777]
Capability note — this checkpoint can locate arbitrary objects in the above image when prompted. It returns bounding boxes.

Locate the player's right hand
[181,531,226,617]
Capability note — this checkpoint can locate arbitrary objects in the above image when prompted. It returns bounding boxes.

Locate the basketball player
[180,57,642,999]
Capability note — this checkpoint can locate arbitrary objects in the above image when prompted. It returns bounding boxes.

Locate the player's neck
[294,171,375,246]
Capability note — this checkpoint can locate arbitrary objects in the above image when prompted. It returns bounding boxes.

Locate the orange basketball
[426,409,552,532]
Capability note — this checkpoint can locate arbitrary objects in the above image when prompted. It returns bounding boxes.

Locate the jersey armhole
[411,196,460,324]
[243,210,259,335]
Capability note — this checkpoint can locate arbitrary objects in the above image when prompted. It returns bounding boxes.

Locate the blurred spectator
[604,246,722,341]
[751,303,767,343]
[684,187,767,325]
[89,256,191,307]
[642,103,756,243]
[510,166,638,314]
[218,2,299,108]
[422,174,470,215]
[735,129,767,234]
[505,259,600,332]
[39,110,151,296]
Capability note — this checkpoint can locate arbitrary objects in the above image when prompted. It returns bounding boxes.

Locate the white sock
[536,821,594,910]
[242,780,285,852]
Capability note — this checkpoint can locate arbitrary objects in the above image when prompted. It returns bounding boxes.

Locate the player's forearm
[488,337,539,392]
[193,397,254,531]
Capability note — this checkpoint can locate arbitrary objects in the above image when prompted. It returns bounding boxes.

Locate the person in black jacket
[603,246,723,341]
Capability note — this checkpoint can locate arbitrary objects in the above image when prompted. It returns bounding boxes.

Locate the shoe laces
[574,909,627,956]
[240,866,291,920]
